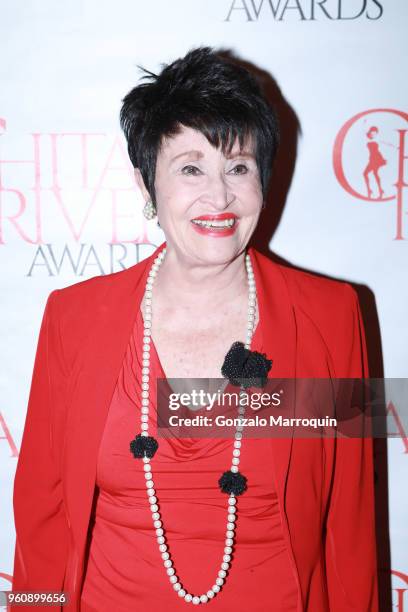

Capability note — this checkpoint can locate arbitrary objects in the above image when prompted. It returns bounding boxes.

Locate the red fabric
[12,243,379,611]
[79,308,298,611]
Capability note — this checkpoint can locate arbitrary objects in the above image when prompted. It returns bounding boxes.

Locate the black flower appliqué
[218,470,247,496]
[130,433,159,458]
[221,341,272,388]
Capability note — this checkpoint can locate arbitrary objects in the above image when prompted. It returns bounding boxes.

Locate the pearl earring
[143,199,157,220]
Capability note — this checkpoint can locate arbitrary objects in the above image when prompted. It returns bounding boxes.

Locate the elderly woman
[12,47,378,611]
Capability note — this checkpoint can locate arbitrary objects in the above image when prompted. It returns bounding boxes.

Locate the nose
[201,172,235,210]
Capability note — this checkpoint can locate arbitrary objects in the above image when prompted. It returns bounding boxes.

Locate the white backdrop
[1,0,407,609]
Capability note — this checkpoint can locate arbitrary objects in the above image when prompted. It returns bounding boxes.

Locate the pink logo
[333,109,408,239]
[392,570,408,611]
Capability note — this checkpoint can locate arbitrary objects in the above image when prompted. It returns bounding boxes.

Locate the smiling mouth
[191,218,236,228]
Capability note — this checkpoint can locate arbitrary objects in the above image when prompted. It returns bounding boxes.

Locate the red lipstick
[190,213,239,238]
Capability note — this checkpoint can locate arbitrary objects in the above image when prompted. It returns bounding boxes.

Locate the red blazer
[12,242,379,611]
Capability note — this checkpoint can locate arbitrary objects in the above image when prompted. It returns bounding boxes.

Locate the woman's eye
[230,164,248,175]
[181,165,201,176]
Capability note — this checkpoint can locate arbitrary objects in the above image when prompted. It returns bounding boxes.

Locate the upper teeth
[192,218,235,227]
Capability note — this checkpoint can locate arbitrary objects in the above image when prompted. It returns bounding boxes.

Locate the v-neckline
[138,304,264,392]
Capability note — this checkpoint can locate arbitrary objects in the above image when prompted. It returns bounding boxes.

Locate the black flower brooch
[221,341,273,388]
[218,470,247,496]
[130,433,159,459]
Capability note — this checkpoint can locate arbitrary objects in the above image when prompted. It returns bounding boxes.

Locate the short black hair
[120,46,280,206]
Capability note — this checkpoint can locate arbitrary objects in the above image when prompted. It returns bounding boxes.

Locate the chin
[189,240,245,266]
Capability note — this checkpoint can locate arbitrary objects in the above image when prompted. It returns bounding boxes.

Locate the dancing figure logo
[333,109,408,240]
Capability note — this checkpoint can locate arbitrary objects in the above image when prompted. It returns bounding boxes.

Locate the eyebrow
[170,149,255,163]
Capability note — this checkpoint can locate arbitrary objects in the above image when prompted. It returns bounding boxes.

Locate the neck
[153,246,249,308]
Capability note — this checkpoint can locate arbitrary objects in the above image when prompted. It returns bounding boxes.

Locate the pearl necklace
[136,246,257,605]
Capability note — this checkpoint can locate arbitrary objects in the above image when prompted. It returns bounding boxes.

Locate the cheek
[155,183,194,222]
[239,181,263,214]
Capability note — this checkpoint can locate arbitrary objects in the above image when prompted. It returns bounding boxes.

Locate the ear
[134,168,151,202]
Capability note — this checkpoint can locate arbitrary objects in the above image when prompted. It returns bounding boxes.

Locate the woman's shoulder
[53,245,162,309]
[252,247,355,307]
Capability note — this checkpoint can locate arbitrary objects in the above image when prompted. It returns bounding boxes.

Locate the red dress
[79,307,298,611]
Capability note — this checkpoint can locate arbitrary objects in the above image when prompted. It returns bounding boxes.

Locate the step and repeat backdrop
[1,0,407,609]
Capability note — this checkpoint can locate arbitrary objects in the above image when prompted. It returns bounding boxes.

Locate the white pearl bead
[141,415,148,422]
[192,596,200,604]
[159,543,167,552]
[141,423,148,431]
[221,562,229,571]
[143,464,151,471]
[216,577,224,586]
[184,593,192,602]
[164,559,172,568]
[162,552,169,560]
[224,546,232,554]
[233,449,240,457]
[232,458,240,465]
[154,519,162,528]
[146,480,154,487]
[156,528,164,536]
[152,512,160,520]
[212,585,220,593]
[231,465,238,473]
[200,595,209,603]
[206,590,215,598]
[227,522,235,530]
[167,567,175,576]
[218,570,226,578]
[178,589,186,597]
[157,536,165,545]
[228,514,236,523]
[228,497,237,505]
[223,554,231,563]
[226,530,234,538]
[225,538,233,546]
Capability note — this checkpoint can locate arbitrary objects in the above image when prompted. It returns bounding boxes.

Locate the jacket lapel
[62,242,297,599]
[248,247,297,509]
[63,243,164,565]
